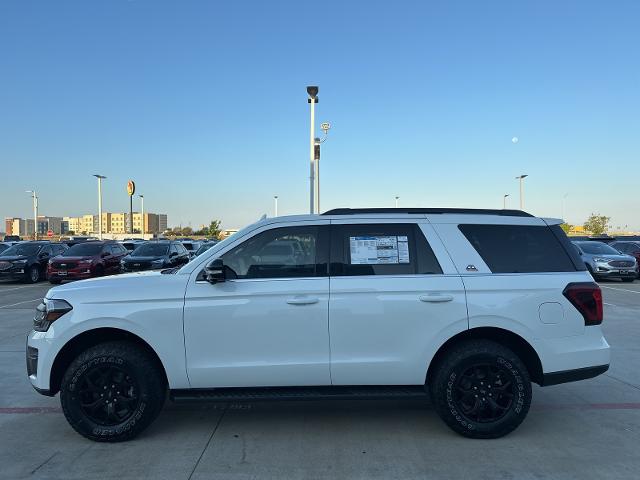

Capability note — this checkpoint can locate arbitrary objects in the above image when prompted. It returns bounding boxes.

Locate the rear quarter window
[458,224,579,273]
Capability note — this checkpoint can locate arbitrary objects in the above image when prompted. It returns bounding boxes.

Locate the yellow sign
[127,180,136,196]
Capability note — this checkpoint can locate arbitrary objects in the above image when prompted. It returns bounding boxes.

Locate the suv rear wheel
[429,339,532,439]
[60,341,166,442]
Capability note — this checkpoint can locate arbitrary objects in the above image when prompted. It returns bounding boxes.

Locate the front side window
[331,224,442,276]
[221,226,325,279]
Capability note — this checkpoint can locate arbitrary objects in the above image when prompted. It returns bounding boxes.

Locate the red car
[48,241,128,284]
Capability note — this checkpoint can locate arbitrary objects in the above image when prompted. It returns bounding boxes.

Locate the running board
[170,385,427,403]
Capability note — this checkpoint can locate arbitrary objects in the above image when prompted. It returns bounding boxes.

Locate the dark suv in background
[121,240,190,272]
[48,241,128,284]
[0,242,68,283]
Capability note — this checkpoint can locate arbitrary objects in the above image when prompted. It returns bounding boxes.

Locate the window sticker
[349,236,410,264]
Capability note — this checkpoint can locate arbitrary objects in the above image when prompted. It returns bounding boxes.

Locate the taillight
[563,282,603,326]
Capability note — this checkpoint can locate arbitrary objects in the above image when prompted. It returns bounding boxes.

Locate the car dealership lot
[0,280,639,480]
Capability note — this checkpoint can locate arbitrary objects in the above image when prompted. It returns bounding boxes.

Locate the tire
[25,265,40,283]
[429,339,532,439]
[60,341,166,442]
[622,277,634,283]
[94,265,105,277]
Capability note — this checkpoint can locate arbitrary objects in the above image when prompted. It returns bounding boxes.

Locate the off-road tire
[429,339,532,439]
[60,341,166,442]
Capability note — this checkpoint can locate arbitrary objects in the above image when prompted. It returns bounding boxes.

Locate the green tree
[181,226,193,236]
[560,223,573,234]
[206,220,222,239]
[584,214,610,235]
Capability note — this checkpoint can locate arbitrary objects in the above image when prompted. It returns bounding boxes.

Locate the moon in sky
[512,136,519,144]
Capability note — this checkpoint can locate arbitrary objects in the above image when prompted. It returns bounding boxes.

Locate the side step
[170,385,428,403]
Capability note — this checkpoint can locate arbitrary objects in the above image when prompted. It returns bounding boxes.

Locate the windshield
[182,243,196,251]
[63,243,103,256]
[195,243,215,256]
[576,242,621,255]
[132,243,169,256]
[0,243,42,257]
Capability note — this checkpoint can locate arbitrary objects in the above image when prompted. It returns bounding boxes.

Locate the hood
[0,255,29,262]
[123,256,165,262]
[588,253,636,262]
[51,256,95,263]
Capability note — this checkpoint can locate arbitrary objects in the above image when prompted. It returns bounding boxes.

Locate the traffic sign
[47,230,53,237]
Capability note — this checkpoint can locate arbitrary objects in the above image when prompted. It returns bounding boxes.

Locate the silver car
[572,241,638,282]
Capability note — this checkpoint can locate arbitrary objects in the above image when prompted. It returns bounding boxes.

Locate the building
[63,217,81,235]
[80,215,97,234]
[158,214,167,233]
[4,217,35,237]
[36,216,63,235]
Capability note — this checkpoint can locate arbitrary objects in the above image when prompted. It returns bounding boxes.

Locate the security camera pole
[25,190,38,240]
[307,86,318,214]
[503,194,509,209]
[515,175,528,210]
[93,175,106,240]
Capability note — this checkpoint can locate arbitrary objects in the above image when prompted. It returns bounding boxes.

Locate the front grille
[609,261,634,268]
[0,262,12,271]
[55,262,77,269]
[126,262,151,270]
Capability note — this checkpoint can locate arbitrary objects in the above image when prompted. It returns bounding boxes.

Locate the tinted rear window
[459,224,578,273]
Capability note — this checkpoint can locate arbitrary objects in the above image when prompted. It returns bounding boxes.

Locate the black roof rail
[321,208,534,217]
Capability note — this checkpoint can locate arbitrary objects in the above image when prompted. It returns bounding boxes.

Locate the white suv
[26,208,610,441]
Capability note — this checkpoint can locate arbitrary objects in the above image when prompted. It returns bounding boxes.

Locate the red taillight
[563,282,603,326]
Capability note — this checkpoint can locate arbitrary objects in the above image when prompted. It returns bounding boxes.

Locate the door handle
[419,294,454,303]
[286,296,320,305]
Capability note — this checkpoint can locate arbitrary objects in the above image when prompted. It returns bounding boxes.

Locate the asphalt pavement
[0,278,638,480]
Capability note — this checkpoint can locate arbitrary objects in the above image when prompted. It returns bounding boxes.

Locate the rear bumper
[540,364,609,386]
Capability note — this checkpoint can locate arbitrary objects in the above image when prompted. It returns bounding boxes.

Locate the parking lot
[0,279,638,480]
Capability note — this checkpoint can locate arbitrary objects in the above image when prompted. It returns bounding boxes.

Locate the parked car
[610,241,640,274]
[180,240,202,258]
[48,241,129,284]
[3,235,21,242]
[120,240,190,272]
[0,241,67,283]
[0,242,19,255]
[193,240,218,257]
[572,241,638,281]
[119,240,146,253]
[28,208,610,442]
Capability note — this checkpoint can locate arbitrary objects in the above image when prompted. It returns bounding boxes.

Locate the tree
[560,223,573,234]
[181,226,193,236]
[584,214,610,235]
[206,220,222,239]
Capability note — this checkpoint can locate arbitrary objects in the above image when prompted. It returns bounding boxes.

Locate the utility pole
[25,190,38,240]
[503,194,509,209]
[515,175,528,210]
[307,86,318,214]
[139,194,145,234]
[274,195,278,217]
[395,196,400,208]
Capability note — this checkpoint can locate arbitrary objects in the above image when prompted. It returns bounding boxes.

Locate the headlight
[78,259,93,264]
[120,259,126,265]
[151,260,164,267]
[33,299,73,332]
[13,259,27,265]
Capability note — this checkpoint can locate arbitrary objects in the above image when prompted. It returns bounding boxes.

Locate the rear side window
[331,224,442,276]
[459,224,579,273]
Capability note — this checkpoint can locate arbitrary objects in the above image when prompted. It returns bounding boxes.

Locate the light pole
[515,175,528,210]
[25,190,38,240]
[307,86,318,214]
[93,175,106,240]
[274,195,278,217]
[395,196,400,208]
[503,194,509,209]
[561,193,568,220]
[139,194,145,235]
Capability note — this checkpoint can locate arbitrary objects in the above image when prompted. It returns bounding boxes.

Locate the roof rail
[321,208,534,217]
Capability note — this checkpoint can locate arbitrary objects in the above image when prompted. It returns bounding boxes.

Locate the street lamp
[25,190,38,240]
[307,86,318,214]
[138,194,145,235]
[515,175,528,210]
[274,195,278,217]
[503,194,509,209]
[93,175,107,240]
[395,196,400,208]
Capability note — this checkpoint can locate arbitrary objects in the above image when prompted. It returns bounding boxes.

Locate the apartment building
[7,212,168,235]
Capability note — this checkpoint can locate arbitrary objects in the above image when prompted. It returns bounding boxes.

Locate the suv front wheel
[60,341,166,442]
[429,339,532,439]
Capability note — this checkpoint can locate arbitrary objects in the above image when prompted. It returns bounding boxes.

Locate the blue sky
[1,0,639,231]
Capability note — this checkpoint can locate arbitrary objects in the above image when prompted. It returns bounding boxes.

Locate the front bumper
[48,267,94,281]
[0,268,27,280]
[592,262,638,278]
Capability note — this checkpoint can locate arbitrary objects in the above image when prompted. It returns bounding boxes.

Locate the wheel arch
[49,327,168,395]
[426,327,544,385]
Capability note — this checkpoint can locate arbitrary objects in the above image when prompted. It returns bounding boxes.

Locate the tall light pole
[395,196,400,208]
[503,194,509,209]
[274,195,278,217]
[515,175,528,210]
[561,193,568,220]
[25,190,38,240]
[139,194,145,235]
[93,175,106,240]
[307,86,318,214]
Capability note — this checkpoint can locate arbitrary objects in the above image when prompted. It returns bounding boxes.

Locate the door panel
[184,277,330,388]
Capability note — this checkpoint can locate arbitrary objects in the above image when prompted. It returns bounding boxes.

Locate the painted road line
[603,302,616,307]
[0,284,47,294]
[600,285,640,294]
[0,298,42,309]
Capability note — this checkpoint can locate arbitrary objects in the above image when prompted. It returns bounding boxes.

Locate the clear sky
[1,0,639,231]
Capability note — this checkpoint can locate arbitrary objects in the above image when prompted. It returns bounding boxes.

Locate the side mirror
[205,258,226,284]
[39,252,49,258]
[101,252,109,258]
[170,251,178,257]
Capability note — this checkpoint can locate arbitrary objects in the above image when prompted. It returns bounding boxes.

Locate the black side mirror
[205,258,226,284]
